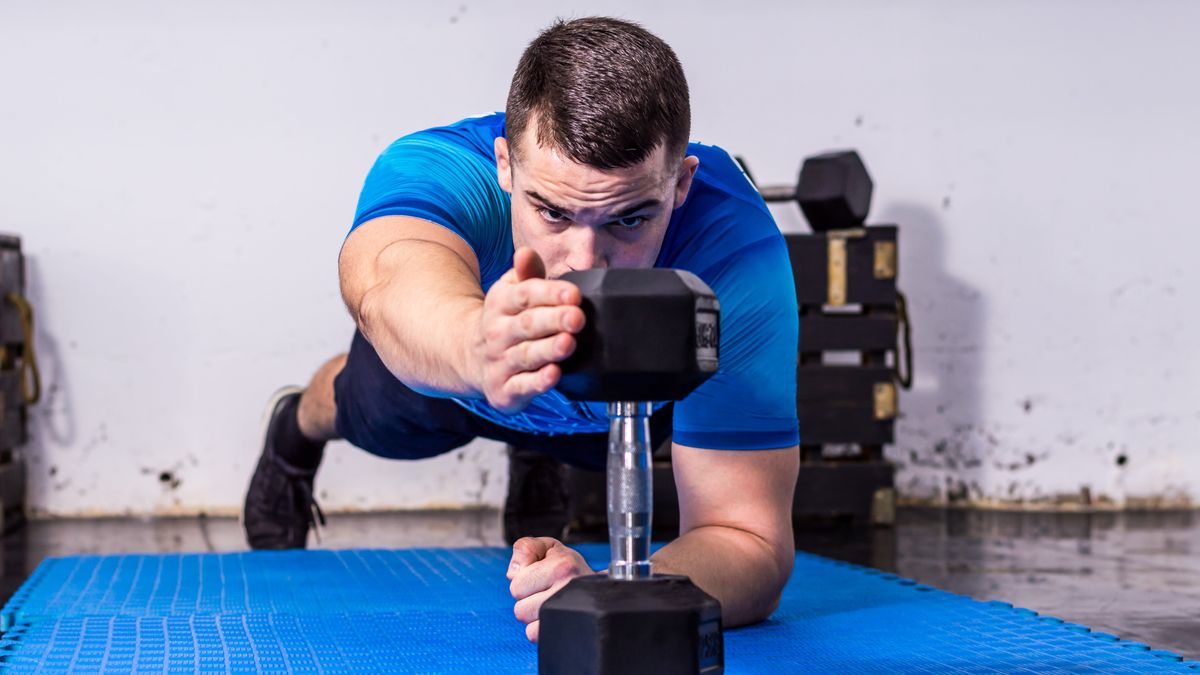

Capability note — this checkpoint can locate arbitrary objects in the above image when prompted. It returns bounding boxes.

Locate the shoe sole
[239,385,306,543]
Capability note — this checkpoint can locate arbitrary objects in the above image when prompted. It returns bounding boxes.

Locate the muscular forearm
[650,525,793,627]
[354,239,485,398]
[342,218,581,412]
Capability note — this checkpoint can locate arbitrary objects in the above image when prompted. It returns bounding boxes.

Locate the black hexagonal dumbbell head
[796,150,873,232]
[539,575,723,675]
[556,268,720,402]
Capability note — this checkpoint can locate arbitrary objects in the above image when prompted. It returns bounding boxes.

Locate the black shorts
[333,330,674,472]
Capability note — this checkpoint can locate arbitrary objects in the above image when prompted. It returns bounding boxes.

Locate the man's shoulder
[656,141,783,279]
[670,142,777,241]
[383,112,506,158]
[430,111,507,141]
[685,142,761,206]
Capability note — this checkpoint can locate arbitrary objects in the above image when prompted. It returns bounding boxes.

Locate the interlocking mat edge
[0,545,1193,673]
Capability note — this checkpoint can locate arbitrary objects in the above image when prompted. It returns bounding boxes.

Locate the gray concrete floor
[0,508,1196,658]
[891,509,1199,659]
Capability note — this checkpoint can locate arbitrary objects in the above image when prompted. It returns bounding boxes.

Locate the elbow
[730,538,793,627]
[733,586,784,627]
[755,593,782,624]
[755,557,791,623]
[750,541,792,623]
[352,281,385,338]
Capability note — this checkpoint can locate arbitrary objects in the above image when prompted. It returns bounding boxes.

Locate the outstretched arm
[339,217,583,412]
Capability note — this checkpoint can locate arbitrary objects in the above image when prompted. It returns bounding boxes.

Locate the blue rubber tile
[0,545,1191,673]
[0,612,531,674]
[1,548,512,629]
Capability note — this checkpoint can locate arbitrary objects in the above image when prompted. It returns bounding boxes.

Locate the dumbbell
[745,150,873,231]
[539,268,723,675]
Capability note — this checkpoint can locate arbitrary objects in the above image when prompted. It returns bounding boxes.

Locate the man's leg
[245,331,484,550]
[242,354,346,550]
[261,353,346,474]
[296,354,347,443]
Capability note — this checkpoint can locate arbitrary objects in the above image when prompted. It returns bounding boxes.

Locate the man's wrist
[457,303,487,398]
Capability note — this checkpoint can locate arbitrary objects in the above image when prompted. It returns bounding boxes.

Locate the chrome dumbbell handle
[606,401,654,580]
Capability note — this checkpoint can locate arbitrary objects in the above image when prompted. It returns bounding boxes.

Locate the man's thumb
[513,246,546,282]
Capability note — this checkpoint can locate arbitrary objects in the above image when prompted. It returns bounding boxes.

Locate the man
[243,17,800,642]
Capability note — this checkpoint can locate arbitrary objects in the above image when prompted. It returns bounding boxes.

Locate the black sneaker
[242,386,327,549]
[503,446,569,544]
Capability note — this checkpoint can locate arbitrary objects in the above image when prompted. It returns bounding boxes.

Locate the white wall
[2,0,1196,516]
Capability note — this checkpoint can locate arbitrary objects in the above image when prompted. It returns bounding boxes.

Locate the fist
[508,537,594,642]
[473,247,585,413]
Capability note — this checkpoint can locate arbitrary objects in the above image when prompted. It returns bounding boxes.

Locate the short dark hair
[506,17,691,170]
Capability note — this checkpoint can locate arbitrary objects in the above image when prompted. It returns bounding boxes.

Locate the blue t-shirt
[351,113,799,451]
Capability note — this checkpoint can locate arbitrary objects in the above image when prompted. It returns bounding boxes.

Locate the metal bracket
[874,241,897,279]
[825,228,866,306]
[873,381,897,420]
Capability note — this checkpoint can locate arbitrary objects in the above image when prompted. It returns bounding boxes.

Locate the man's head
[495,17,699,278]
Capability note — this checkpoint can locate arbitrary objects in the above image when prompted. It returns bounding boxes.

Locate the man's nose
[565,225,607,271]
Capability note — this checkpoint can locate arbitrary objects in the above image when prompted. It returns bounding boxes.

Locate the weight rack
[785,224,908,526]
[0,235,32,534]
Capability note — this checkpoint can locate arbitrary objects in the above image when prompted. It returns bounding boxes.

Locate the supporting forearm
[650,525,793,627]
[355,239,485,398]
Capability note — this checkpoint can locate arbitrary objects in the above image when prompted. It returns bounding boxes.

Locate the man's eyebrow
[612,199,662,217]
[526,191,574,217]
[525,191,662,219]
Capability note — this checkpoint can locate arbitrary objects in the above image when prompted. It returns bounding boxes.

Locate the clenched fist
[470,247,585,413]
[508,537,594,642]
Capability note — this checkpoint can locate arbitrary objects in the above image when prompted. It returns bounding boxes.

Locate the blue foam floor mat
[0,545,1194,673]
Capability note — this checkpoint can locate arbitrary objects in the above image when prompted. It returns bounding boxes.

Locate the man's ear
[495,137,513,193]
[672,155,700,209]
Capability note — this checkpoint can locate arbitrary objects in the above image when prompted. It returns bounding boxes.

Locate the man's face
[495,130,699,279]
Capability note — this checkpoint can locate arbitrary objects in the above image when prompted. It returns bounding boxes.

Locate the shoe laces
[274,455,328,544]
[294,478,327,543]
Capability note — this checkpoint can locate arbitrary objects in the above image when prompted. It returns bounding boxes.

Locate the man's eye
[613,216,645,229]
[539,208,567,223]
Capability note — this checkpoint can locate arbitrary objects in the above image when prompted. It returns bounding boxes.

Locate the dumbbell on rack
[744,151,912,527]
[539,269,724,675]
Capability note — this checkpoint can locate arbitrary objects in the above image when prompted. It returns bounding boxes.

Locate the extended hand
[508,536,594,642]
[472,247,584,413]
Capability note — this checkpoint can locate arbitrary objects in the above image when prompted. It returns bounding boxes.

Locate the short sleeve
[662,143,800,451]
[350,128,513,286]
[671,234,800,450]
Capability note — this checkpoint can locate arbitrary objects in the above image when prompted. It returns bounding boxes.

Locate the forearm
[650,524,793,627]
[354,239,485,397]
